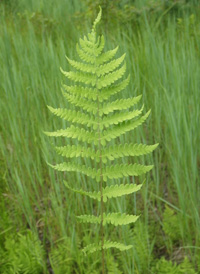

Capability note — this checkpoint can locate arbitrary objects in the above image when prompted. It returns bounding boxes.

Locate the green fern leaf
[97,54,126,76]
[101,143,159,162]
[47,106,96,128]
[64,181,100,200]
[64,181,142,202]
[96,46,119,65]
[44,125,97,144]
[55,143,158,163]
[60,68,96,86]
[62,92,98,114]
[99,76,130,102]
[102,183,143,202]
[77,213,139,226]
[97,63,126,89]
[48,162,100,181]
[101,110,151,145]
[50,162,152,182]
[102,163,153,181]
[103,240,133,251]
[104,213,139,226]
[65,57,96,74]
[99,94,141,115]
[62,84,98,101]
[100,106,144,128]
[55,145,99,160]
[82,240,133,254]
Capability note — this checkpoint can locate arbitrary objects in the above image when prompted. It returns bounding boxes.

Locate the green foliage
[163,205,181,243]
[131,221,153,274]
[77,213,139,226]
[45,6,157,259]
[49,239,124,273]
[0,230,46,274]
[49,240,73,274]
[180,257,197,274]
[152,257,178,274]
[106,255,122,274]
[17,10,56,34]
[74,0,198,30]
[151,256,197,274]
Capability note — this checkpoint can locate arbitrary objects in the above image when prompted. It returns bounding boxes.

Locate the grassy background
[0,0,200,273]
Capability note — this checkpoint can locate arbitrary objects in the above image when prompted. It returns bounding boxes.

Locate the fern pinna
[45,7,158,272]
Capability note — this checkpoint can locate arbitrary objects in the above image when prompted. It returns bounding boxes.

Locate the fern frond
[97,54,126,76]
[62,85,98,101]
[103,240,133,251]
[48,162,100,181]
[101,143,159,162]
[64,181,142,202]
[44,126,97,144]
[77,214,101,224]
[47,106,96,127]
[100,110,151,145]
[62,92,98,115]
[66,57,96,74]
[104,213,139,226]
[102,183,143,202]
[55,145,100,160]
[97,63,126,89]
[96,46,119,65]
[63,91,141,116]
[99,95,142,115]
[102,163,153,181]
[50,161,152,182]
[77,213,139,226]
[83,241,133,254]
[99,76,130,102]
[45,7,158,263]
[60,68,96,86]
[64,181,100,200]
[100,106,144,128]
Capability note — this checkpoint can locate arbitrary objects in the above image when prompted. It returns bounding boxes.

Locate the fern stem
[97,95,105,274]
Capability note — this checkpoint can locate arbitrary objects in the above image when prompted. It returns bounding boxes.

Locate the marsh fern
[45,7,158,271]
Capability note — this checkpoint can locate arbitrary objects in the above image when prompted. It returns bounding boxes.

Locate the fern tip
[47,105,53,111]
[92,6,102,32]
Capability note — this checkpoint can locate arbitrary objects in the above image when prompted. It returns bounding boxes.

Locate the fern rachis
[45,7,158,273]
